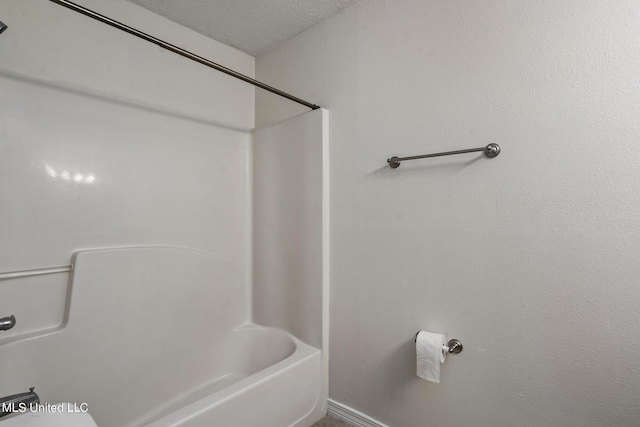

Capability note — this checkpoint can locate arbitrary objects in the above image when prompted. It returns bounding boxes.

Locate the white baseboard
[327,399,390,427]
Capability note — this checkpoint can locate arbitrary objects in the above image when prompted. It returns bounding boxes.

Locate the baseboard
[327,399,390,427]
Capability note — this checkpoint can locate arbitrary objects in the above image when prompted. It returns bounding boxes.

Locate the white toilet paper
[416,330,446,383]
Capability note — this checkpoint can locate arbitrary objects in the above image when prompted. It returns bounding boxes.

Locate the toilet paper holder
[415,332,463,354]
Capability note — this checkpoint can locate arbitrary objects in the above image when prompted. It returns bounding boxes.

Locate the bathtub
[0,248,326,427]
[1,324,323,427]
[138,324,322,427]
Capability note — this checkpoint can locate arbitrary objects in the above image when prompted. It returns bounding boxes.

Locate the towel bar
[388,143,500,168]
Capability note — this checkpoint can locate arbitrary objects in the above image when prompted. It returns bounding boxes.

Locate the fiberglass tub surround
[1,0,327,424]
[0,70,327,426]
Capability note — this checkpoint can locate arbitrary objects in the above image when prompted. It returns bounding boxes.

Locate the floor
[311,415,350,426]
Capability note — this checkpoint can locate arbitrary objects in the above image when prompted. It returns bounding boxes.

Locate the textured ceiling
[125,0,361,55]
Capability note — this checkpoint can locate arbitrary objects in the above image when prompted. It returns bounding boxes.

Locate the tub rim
[142,323,320,427]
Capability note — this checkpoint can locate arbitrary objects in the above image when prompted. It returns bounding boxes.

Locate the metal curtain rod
[48,0,321,111]
[0,265,73,281]
[387,143,501,168]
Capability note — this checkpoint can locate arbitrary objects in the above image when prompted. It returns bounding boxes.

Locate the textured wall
[256,1,640,426]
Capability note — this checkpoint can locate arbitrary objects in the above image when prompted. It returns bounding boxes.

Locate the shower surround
[0,1,328,426]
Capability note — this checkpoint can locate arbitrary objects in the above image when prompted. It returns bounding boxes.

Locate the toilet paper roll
[416,330,446,383]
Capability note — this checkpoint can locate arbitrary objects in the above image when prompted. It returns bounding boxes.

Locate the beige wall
[256,1,640,426]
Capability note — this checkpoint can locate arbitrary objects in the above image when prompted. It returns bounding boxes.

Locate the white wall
[256,1,640,426]
[0,0,253,342]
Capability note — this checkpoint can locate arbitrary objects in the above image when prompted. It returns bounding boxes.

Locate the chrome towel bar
[0,265,72,281]
[388,143,500,168]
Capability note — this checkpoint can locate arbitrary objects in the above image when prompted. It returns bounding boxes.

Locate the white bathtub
[138,324,322,427]
[0,248,326,427]
[0,324,322,427]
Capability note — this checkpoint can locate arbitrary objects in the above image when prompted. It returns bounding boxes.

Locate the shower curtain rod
[48,0,321,111]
